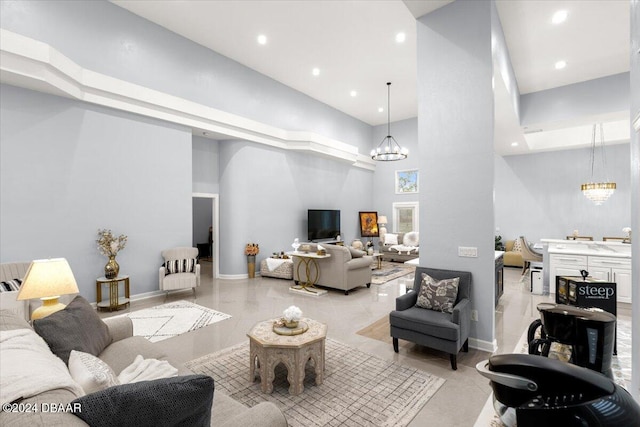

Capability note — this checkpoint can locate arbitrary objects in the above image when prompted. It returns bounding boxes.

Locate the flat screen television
[308,209,341,241]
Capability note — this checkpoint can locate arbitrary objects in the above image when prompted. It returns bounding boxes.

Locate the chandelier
[371,82,408,161]
[581,123,616,205]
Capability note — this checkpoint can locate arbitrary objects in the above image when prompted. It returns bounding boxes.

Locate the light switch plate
[458,246,478,257]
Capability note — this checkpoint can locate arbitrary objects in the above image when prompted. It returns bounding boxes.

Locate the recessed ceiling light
[312,67,320,76]
[350,90,357,97]
[395,32,406,43]
[552,10,568,24]
[555,60,567,70]
[511,142,519,147]
[378,107,384,113]
[257,34,267,45]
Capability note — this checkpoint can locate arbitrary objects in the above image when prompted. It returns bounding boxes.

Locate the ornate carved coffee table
[247,318,327,395]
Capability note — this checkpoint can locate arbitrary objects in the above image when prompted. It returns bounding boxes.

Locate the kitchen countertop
[541,239,631,259]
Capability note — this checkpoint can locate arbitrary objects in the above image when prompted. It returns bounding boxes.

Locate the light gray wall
[0,84,193,297]
[520,73,630,126]
[491,1,520,123]
[372,118,420,232]
[417,0,496,346]
[629,0,640,401]
[219,140,373,275]
[0,0,372,153]
[193,136,220,194]
[495,144,631,244]
[192,198,212,249]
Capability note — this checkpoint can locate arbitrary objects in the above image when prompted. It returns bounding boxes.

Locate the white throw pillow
[68,350,119,394]
[384,233,399,245]
[403,231,419,247]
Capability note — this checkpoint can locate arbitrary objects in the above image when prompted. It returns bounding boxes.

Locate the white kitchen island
[542,239,632,303]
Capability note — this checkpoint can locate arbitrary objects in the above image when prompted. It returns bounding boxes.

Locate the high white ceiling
[111,0,631,154]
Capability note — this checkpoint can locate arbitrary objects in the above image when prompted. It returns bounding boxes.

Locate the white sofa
[0,262,286,427]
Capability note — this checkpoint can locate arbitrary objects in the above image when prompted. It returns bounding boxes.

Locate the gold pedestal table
[247,318,327,395]
[287,251,331,295]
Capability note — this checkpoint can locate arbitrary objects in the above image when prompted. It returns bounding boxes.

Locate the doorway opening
[192,193,219,279]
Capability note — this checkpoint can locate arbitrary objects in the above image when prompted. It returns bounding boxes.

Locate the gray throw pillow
[348,247,366,258]
[33,295,112,364]
[415,273,460,314]
[71,375,214,427]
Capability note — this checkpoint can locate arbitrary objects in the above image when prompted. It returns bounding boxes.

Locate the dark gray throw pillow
[33,295,112,364]
[71,375,214,427]
[415,273,460,314]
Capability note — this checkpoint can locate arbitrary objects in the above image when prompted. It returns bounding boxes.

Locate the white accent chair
[159,247,200,296]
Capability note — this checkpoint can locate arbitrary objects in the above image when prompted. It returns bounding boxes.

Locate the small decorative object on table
[622,227,631,244]
[300,244,311,253]
[365,240,374,255]
[245,243,259,278]
[291,237,301,252]
[282,305,302,328]
[96,229,127,279]
[316,244,327,256]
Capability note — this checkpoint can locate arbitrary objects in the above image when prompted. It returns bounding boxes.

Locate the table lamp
[17,258,79,320]
[378,215,388,244]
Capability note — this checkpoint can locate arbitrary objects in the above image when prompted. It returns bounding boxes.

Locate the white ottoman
[260,258,294,280]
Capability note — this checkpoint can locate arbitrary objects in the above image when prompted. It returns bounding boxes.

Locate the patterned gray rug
[186,338,444,427]
[371,261,415,285]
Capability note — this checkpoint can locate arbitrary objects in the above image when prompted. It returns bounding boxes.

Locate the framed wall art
[395,169,418,194]
[359,211,379,237]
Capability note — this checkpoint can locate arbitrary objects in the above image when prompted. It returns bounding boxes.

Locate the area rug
[127,300,231,342]
[473,318,632,427]
[371,261,415,285]
[186,337,444,427]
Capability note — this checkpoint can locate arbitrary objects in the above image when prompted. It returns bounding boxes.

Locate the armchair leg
[393,338,399,353]
[449,354,457,370]
[462,339,469,352]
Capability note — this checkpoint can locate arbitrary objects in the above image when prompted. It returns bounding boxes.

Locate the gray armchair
[389,267,472,370]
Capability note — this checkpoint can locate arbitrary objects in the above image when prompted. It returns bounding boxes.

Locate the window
[392,202,419,233]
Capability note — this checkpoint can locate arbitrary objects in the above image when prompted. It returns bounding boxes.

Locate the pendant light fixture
[581,123,616,205]
[371,82,408,161]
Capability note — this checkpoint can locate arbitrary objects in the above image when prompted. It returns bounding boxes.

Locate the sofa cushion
[384,233,398,245]
[165,258,196,274]
[415,273,460,314]
[512,238,522,252]
[0,308,31,331]
[348,247,365,258]
[0,279,22,292]
[390,307,460,341]
[68,350,119,394]
[33,295,112,364]
[71,375,214,427]
[403,231,419,247]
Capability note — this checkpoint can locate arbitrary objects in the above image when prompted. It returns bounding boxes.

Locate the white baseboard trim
[469,337,497,353]
[218,274,249,280]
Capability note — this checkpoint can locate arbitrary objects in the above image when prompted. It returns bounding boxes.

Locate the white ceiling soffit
[402,0,455,19]
[524,116,630,153]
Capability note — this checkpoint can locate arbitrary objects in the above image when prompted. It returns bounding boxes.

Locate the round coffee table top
[247,317,327,348]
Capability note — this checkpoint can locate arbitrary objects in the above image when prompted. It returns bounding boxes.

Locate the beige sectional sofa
[292,243,372,295]
[0,262,286,427]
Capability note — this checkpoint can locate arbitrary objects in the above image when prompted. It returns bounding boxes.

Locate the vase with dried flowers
[97,229,128,279]
[245,243,259,278]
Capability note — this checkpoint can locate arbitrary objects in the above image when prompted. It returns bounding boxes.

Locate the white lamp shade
[378,216,388,225]
[17,258,79,300]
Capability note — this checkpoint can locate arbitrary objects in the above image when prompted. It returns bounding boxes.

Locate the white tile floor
[101,264,632,426]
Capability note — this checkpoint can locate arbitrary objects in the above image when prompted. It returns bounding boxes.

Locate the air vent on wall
[523,128,544,134]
